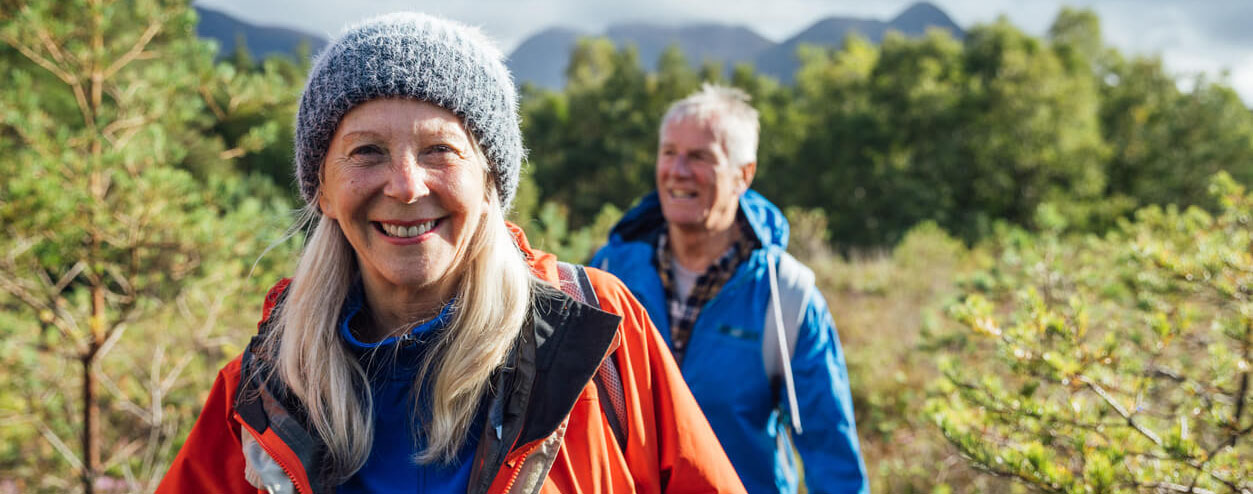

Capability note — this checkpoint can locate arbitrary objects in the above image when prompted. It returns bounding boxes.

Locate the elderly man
[592,84,868,494]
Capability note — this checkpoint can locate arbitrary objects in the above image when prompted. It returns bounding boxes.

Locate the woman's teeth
[380,220,436,238]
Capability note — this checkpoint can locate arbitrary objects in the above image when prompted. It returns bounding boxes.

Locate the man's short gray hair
[659,83,760,168]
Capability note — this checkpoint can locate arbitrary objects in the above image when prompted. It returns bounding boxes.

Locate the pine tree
[0,1,292,491]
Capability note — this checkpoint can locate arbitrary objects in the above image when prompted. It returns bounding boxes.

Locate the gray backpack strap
[556,262,628,450]
[763,251,814,434]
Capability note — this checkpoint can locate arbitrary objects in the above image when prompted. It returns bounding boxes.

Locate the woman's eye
[349,144,384,158]
[422,144,461,160]
[425,144,455,155]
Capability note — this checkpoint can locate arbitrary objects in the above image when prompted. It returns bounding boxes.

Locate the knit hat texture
[295,13,523,210]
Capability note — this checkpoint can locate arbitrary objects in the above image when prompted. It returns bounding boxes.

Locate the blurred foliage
[201,47,308,203]
[516,202,623,265]
[0,1,296,491]
[927,173,1252,493]
[795,213,1015,493]
[522,8,1253,248]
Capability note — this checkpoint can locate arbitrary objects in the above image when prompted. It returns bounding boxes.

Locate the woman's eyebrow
[411,121,468,141]
[337,129,386,145]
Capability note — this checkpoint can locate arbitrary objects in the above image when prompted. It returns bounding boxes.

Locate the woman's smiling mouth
[374,218,441,239]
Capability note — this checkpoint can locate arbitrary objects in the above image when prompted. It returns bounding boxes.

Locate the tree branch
[33,16,78,68]
[104,264,135,301]
[38,421,84,472]
[100,438,144,473]
[0,269,82,348]
[97,304,138,361]
[1206,323,1251,457]
[0,31,94,129]
[946,438,1068,494]
[1139,482,1216,494]
[54,261,88,293]
[0,33,77,85]
[1078,374,1163,447]
[98,370,149,423]
[219,147,247,161]
[100,115,147,146]
[102,16,163,80]
[199,85,227,120]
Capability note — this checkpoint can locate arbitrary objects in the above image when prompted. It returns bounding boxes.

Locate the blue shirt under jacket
[335,286,480,494]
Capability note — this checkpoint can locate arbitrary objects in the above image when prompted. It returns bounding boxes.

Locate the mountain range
[192,2,962,88]
[507,2,962,88]
[193,6,327,61]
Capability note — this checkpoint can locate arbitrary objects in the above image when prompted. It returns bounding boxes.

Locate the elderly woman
[157,13,743,494]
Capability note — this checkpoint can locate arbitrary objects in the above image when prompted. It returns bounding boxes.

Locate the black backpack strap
[556,261,628,450]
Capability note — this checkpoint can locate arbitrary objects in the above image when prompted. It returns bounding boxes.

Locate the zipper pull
[399,332,418,346]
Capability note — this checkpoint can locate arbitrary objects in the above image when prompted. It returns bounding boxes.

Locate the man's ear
[739,161,757,193]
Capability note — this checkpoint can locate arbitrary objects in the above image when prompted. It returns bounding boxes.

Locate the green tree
[201,53,307,201]
[763,36,878,245]
[227,33,253,71]
[778,18,1110,246]
[523,38,700,227]
[1100,56,1253,212]
[519,8,1252,250]
[653,44,700,105]
[1047,7,1104,70]
[956,18,1108,236]
[0,1,291,491]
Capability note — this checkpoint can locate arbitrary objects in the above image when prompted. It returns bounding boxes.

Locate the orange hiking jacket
[157,225,745,493]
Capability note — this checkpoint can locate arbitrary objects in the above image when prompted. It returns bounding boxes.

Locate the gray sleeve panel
[762,251,815,384]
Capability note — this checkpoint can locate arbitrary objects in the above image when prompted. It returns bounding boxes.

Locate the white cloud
[1230,56,1253,106]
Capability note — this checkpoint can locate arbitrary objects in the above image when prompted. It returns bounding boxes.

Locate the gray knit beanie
[295,12,523,210]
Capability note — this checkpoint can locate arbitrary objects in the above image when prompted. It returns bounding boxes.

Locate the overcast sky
[193,0,1253,104]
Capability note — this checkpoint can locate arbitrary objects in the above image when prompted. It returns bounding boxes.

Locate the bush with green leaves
[928,173,1251,493]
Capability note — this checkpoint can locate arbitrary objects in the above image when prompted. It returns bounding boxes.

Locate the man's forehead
[660,115,723,146]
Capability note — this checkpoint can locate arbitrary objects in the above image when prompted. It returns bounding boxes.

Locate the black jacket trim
[519,286,622,447]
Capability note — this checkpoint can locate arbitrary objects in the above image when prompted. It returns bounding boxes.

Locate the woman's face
[319,98,489,305]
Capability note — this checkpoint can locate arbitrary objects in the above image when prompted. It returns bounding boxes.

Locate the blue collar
[338,283,455,350]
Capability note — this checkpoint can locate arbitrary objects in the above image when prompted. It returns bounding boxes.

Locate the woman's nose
[384,154,428,203]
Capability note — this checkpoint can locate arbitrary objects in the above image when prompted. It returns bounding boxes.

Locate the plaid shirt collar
[656,213,760,364]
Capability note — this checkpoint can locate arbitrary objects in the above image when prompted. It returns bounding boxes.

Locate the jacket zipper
[235,412,311,494]
[499,445,537,494]
[497,343,619,493]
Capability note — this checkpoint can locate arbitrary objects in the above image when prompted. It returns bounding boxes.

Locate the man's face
[656,116,754,234]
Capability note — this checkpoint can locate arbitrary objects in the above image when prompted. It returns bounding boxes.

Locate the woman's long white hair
[258,153,533,481]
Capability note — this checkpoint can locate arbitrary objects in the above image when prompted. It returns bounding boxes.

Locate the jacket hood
[607,189,790,251]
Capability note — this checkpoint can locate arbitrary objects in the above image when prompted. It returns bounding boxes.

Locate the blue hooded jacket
[591,190,868,494]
